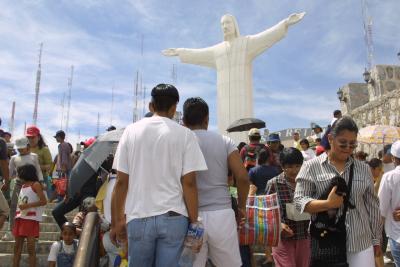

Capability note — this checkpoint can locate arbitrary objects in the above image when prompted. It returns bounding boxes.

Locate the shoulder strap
[58,241,63,253]
[342,163,355,216]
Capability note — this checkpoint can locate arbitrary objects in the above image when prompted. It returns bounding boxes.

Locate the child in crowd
[13,164,47,267]
[2,137,45,242]
[48,222,79,267]
[265,147,310,267]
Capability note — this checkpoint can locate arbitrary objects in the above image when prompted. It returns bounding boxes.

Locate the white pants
[193,209,242,267]
[347,246,374,267]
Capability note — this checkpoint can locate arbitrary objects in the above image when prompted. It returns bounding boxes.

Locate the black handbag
[310,164,354,267]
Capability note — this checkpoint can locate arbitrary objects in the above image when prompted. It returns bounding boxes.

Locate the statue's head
[221,14,240,40]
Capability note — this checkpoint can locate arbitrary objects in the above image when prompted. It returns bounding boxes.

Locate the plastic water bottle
[178,220,204,267]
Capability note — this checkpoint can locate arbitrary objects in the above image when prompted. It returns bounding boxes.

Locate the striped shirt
[266,173,309,241]
[294,152,382,252]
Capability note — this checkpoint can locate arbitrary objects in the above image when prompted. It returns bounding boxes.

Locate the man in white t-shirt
[382,144,395,173]
[183,97,250,267]
[111,84,207,267]
[379,141,400,266]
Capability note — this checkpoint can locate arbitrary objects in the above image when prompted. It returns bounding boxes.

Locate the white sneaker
[1,232,13,241]
[383,255,393,264]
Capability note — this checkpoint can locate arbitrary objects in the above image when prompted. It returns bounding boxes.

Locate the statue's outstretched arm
[162,48,180,57]
[247,12,306,59]
[162,46,216,69]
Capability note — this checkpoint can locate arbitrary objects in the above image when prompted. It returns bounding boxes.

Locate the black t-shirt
[0,137,8,177]
[249,164,280,195]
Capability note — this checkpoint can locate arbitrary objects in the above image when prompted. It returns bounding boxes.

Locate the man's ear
[204,115,209,128]
[149,102,154,112]
[168,104,177,118]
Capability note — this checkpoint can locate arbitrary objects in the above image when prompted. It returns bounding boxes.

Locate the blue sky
[1,0,400,154]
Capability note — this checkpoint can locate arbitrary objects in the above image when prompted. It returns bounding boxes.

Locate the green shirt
[31,146,52,177]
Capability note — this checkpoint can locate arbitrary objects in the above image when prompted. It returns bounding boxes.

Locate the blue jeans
[127,213,188,267]
[390,238,400,266]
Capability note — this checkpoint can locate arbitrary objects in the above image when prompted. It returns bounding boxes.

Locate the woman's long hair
[37,133,48,149]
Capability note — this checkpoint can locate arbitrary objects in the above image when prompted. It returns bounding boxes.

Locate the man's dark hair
[384,144,392,155]
[333,110,342,117]
[330,116,358,137]
[280,147,304,166]
[237,142,246,152]
[107,126,116,131]
[17,164,39,182]
[183,97,209,126]
[257,149,270,165]
[150,84,179,112]
[368,158,382,169]
[299,138,310,148]
[315,137,322,143]
[355,151,368,161]
[249,135,261,142]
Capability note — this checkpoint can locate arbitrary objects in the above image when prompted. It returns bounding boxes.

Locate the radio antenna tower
[142,86,146,117]
[32,43,43,125]
[9,101,16,136]
[361,0,374,70]
[96,112,100,136]
[172,64,177,84]
[65,65,74,135]
[110,83,115,125]
[133,71,139,122]
[60,93,66,130]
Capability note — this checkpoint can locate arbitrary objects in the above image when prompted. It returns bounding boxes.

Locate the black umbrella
[226,118,266,133]
[68,128,124,196]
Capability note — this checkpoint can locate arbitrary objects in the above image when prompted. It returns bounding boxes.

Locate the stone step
[0,240,53,254]
[3,222,60,232]
[0,231,61,241]
[0,254,48,267]
[43,207,79,214]
[41,214,75,223]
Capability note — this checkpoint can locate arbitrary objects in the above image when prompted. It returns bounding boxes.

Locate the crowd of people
[0,83,400,267]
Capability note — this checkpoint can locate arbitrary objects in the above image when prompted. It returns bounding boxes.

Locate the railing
[73,212,100,267]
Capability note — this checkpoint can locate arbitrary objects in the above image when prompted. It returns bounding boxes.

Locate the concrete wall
[339,64,400,157]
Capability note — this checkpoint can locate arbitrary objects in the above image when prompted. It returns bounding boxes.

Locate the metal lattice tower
[142,86,146,117]
[110,84,115,125]
[65,65,74,135]
[172,64,177,85]
[60,93,66,130]
[361,0,374,70]
[133,71,139,122]
[32,43,43,125]
[96,112,100,136]
[9,101,15,136]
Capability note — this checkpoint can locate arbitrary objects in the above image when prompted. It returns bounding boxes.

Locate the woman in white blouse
[299,138,315,161]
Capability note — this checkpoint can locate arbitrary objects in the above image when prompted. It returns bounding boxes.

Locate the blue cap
[267,133,280,142]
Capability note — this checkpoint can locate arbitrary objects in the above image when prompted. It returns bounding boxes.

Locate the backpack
[243,144,265,170]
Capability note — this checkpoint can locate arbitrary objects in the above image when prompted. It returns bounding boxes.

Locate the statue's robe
[178,20,288,143]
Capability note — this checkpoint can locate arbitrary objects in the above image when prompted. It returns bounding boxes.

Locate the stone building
[337,64,400,156]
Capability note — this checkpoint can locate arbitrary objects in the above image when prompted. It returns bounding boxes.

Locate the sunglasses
[337,141,358,149]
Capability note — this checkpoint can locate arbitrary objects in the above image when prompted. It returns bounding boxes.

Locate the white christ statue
[163,12,305,142]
